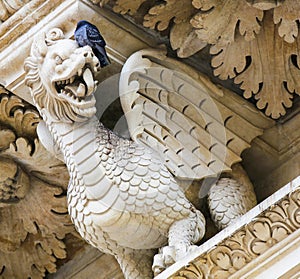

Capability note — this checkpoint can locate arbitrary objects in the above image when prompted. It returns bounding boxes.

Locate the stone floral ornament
[24,25,261,278]
[94,0,300,119]
[170,186,300,279]
[0,87,72,278]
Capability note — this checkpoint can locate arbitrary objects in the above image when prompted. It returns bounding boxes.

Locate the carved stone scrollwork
[0,87,73,278]
[100,0,300,119]
[170,186,300,279]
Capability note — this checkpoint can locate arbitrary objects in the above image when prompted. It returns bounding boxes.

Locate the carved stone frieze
[99,0,300,119]
[0,86,73,278]
[166,180,300,279]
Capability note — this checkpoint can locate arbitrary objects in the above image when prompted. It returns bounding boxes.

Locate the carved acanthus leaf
[191,0,263,44]
[273,0,300,43]
[211,11,300,119]
[143,0,196,31]
[246,0,284,10]
[0,176,72,278]
[0,91,39,139]
[0,230,66,278]
[0,157,30,205]
[0,88,68,188]
[3,137,69,188]
[0,88,73,278]
[0,129,15,150]
[112,0,147,15]
[106,0,300,119]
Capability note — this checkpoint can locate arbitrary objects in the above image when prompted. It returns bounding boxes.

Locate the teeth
[66,79,69,85]
[78,69,82,76]
[70,77,75,83]
[77,83,85,97]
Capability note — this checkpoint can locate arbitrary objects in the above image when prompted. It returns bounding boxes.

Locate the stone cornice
[156,176,300,279]
[0,0,32,22]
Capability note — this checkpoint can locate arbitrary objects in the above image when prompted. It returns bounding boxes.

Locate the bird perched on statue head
[75,20,110,68]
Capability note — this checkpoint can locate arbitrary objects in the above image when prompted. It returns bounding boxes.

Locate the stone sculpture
[24,27,257,278]
[24,28,206,278]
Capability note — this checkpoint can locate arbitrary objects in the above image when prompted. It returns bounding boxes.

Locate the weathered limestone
[0,0,299,278]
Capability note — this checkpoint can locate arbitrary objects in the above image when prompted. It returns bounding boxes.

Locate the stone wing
[119,49,263,180]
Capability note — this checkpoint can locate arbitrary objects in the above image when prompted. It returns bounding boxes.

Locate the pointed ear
[31,32,48,59]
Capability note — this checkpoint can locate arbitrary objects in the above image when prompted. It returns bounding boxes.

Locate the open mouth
[54,67,98,105]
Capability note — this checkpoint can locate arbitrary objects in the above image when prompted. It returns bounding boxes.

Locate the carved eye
[55,55,63,65]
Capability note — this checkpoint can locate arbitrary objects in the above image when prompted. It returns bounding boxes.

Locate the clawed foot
[152,245,199,276]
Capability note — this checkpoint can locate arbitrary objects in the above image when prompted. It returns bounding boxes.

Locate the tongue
[83,68,94,96]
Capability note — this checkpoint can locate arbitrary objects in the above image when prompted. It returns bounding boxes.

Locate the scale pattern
[208,177,257,229]
[63,120,205,279]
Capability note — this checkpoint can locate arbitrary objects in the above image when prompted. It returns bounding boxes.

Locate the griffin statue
[24,27,256,278]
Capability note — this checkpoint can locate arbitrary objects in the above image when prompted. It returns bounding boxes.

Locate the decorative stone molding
[101,0,300,119]
[0,86,73,278]
[156,176,300,279]
[0,0,32,22]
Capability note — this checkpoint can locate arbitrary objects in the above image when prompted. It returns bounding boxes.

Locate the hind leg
[153,209,205,275]
[114,246,157,279]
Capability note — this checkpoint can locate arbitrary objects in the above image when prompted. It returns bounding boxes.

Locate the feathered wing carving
[119,49,259,228]
[119,49,262,181]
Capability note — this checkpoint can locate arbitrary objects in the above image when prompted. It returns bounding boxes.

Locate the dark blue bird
[75,20,110,68]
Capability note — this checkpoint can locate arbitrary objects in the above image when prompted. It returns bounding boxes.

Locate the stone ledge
[156,176,300,279]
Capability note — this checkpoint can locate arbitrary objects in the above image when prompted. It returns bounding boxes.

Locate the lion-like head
[24,28,100,123]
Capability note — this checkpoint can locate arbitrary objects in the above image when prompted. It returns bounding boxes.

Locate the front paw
[152,246,176,276]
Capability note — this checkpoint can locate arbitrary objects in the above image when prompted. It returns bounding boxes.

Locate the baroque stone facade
[0,0,299,278]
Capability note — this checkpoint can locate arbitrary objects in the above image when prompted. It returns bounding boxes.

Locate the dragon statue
[24,28,256,278]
